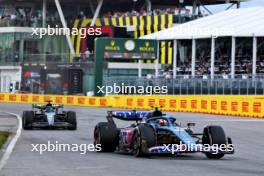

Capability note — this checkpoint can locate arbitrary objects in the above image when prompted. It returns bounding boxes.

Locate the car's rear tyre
[22,111,34,130]
[202,125,227,159]
[67,111,77,130]
[132,124,156,157]
[94,122,119,152]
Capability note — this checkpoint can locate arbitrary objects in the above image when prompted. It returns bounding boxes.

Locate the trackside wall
[0,94,263,118]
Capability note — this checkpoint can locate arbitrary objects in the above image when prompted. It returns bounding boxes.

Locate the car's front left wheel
[67,111,77,130]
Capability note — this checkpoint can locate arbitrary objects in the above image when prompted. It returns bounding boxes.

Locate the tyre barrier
[0,93,263,118]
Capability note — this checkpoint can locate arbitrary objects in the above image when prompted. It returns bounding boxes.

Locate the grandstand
[0,0,250,94]
[142,7,264,78]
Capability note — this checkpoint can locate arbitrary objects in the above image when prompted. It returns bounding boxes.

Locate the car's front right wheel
[22,111,34,130]
[132,124,156,157]
[202,125,227,159]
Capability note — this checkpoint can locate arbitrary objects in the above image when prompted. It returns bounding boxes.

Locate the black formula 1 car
[94,108,234,159]
[22,101,77,130]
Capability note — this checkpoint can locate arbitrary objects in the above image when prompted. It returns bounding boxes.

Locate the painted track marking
[0,112,22,171]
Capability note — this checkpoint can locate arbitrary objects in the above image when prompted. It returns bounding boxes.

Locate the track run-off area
[0,103,264,176]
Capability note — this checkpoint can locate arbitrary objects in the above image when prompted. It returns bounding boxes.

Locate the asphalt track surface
[1,103,264,176]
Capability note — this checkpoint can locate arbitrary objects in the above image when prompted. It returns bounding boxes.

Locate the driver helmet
[46,106,53,113]
[156,119,168,126]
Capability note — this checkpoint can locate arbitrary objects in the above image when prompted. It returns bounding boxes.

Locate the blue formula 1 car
[94,108,234,159]
[22,101,77,130]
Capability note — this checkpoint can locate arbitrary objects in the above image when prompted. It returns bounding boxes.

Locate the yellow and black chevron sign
[71,14,174,65]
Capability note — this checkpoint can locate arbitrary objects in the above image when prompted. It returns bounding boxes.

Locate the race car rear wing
[107,111,150,121]
[32,104,63,110]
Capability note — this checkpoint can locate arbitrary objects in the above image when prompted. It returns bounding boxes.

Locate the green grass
[0,132,9,149]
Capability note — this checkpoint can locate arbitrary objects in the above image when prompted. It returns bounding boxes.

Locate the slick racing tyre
[202,125,227,159]
[67,111,77,130]
[94,122,119,152]
[132,124,156,157]
[22,111,34,130]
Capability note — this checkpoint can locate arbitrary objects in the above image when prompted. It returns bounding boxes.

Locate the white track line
[203,119,264,122]
[0,112,22,171]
